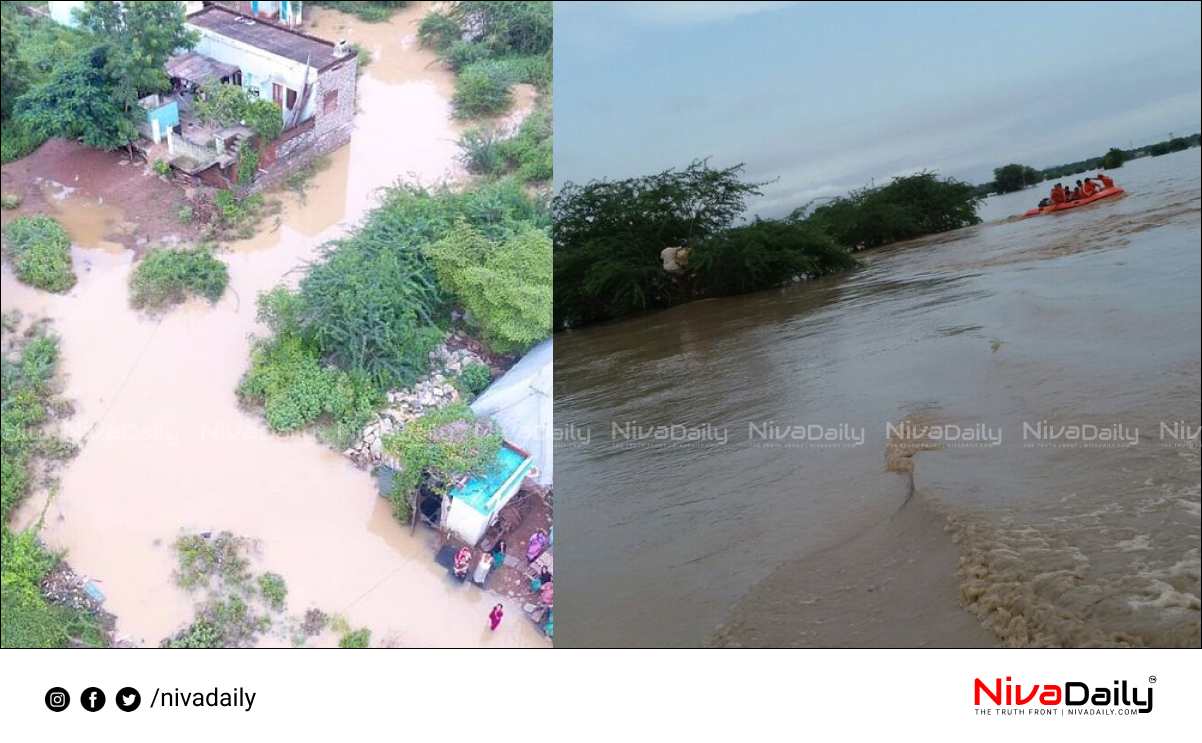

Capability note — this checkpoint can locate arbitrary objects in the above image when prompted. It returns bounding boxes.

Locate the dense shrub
[314,1,409,23]
[424,222,551,352]
[239,179,547,437]
[690,220,858,296]
[422,2,551,118]
[2,215,75,293]
[452,60,515,118]
[458,363,492,396]
[338,627,371,648]
[800,171,981,249]
[0,119,47,164]
[237,328,379,436]
[129,247,228,310]
[553,161,764,326]
[457,101,552,183]
[257,572,287,611]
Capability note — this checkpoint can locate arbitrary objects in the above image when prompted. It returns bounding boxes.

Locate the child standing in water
[488,604,504,631]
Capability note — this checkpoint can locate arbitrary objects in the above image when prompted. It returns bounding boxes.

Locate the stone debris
[344,337,490,468]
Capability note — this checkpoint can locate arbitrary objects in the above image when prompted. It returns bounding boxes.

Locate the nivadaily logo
[974,676,1155,716]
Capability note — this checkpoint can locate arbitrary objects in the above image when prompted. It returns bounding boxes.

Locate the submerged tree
[991,163,1041,193]
[552,160,767,326]
[799,171,981,250]
[1100,147,1126,170]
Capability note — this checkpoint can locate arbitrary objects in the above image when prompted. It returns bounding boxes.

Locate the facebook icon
[80,687,106,712]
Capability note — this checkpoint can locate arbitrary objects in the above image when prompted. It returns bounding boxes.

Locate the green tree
[553,160,765,326]
[14,43,138,150]
[801,171,981,250]
[0,8,28,120]
[1101,147,1126,169]
[991,163,1040,193]
[76,0,198,98]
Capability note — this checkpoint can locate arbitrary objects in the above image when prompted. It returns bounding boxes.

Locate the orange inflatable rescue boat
[1022,186,1125,217]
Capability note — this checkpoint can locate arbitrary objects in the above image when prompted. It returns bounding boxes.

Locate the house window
[323,90,339,114]
[272,83,284,106]
[286,88,298,110]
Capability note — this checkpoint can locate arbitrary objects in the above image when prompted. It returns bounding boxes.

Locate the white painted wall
[190,25,318,125]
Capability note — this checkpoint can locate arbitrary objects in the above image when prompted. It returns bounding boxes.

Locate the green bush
[800,171,981,250]
[129,247,228,310]
[1,193,21,209]
[239,179,547,437]
[257,572,287,611]
[458,102,552,183]
[452,60,515,118]
[417,10,460,51]
[497,102,552,182]
[237,331,378,435]
[1101,147,1126,169]
[153,159,171,176]
[314,1,408,22]
[338,627,371,648]
[424,221,551,353]
[1,117,48,164]
[690,219,859,296]
[237,141,260,184]
[458,362,492,395]
[457,127,505,175]
[2,215,75,293]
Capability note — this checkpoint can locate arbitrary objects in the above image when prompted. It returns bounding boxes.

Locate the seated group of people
[1037,173,1115,208]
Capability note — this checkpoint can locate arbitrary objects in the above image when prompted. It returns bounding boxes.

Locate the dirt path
[1,2,546,648]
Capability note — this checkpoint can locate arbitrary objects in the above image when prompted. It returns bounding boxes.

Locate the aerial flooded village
[1,0,554,648]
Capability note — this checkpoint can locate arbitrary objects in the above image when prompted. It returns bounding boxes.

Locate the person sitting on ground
[1050,183,1066,204]
[453,547,472,580]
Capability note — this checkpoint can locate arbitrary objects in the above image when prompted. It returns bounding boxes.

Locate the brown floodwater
[555,149,1201,648]
[2,2,545,647]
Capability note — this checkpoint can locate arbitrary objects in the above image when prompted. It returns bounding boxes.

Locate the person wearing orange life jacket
[1095,173,1115,190]
[1081,178,1097,197]
[1050,183,1066,204]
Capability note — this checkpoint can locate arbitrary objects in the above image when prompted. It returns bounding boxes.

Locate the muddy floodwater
[1,3,544,647]
[555,149,1201,648]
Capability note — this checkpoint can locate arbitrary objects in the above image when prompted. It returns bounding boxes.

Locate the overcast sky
[554,1,1202,217]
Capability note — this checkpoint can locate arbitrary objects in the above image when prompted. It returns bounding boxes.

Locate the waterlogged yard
[0,1,551,648]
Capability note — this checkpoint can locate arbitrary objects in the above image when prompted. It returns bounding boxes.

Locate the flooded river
[1,3,544,647]
[555,149,1201,648]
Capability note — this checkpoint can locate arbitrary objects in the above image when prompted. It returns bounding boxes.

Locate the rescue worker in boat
[1050,183,1066,204]
[1070,181,1083,201]
[1094,172,1115,190]
[1081,176,1097,198]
